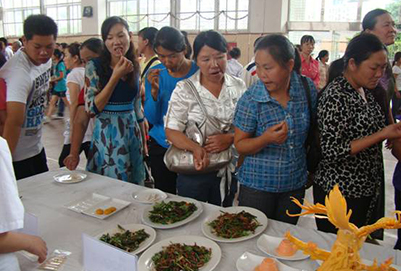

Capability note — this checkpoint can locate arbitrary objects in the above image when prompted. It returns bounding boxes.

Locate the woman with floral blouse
[314,33,401,234]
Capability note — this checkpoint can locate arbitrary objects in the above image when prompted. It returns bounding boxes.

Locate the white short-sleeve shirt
[0,50,51,161]
[63,67,93,145]
[0,137,24,271]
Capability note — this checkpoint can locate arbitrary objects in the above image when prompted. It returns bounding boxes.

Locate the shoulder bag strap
[140,57,159,81]
[300,75,315,126]
[185,79,211,121]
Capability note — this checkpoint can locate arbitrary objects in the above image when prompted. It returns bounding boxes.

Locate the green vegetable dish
[149,201,198,224]
[152,243,212,271]
[208,210,261,239]
[99,225,150,252]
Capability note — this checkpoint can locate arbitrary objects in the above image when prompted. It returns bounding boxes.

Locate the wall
[51,0,290,65]
[9,0,290,65]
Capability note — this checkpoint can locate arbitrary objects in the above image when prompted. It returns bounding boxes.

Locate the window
[2,0,41,37]
[289,0,322,22]
[44,0,82,35]
[323,0,358,22]
[177,0,249,31]
[218,0,249,31]
[178,0,216,31]
[107,0,249,32]
[289,0,397,23]
[1,0,82,36]
[107,0,171,32]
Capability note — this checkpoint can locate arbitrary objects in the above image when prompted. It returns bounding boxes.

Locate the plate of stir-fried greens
[97,224,156,254]
[202,206,268,243]
[137,235,221,271]
[142,198,203,229]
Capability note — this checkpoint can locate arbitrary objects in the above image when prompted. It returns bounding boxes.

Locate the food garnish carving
[286,184,401,271]
[275,239,298,257]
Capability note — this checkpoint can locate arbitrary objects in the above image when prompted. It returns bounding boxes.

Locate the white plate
[257,234,309,261]
[53,171,87,184]
[66,193,131,219]
[236,252,300,271]
[96,224,156,255]
[132,189,167,204]
[137,235,221,271]
[142,197,203,229]
[202,206,268,243]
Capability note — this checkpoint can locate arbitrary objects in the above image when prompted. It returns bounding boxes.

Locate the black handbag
[301,76,322,188]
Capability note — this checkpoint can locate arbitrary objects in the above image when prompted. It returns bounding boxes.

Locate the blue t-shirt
[144,62,198,149]
[54,61,67,92]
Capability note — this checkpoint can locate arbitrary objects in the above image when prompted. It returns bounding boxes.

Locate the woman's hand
[112,57,133,80]
[63,154,80,170]
[193,146,209,171]
[147,69,160,101]
[263,121,288,144]
[204,134,233,153]
[381,122,401,140]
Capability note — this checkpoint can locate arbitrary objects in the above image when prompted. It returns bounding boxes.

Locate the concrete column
[249,0,289,34]
[81,0,107,37]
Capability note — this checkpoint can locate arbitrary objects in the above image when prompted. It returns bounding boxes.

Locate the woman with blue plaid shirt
[234,35,317,225]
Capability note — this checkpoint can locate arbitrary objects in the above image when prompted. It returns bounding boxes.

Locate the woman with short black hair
[165,30,246,206]
[314,33,401,234]
[233,34,317,224]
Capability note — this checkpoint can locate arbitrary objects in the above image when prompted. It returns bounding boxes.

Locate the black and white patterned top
[315,76,386,198]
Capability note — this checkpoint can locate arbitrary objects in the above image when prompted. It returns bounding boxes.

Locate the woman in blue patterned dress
[85,16,145,184]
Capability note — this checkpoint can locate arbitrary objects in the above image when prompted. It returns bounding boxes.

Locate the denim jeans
[238,184,305,225]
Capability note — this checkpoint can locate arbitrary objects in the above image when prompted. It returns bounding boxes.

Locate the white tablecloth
[16,169,401,271]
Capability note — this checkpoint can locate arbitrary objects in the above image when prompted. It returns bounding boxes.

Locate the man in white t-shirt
[240,57,258,89]
[0,15,58,180]
[0,137,47,271]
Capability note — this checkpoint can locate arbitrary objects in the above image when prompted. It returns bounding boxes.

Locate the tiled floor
[41,116,399,248]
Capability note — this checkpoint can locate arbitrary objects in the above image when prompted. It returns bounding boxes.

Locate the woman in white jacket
[165,30,246,206]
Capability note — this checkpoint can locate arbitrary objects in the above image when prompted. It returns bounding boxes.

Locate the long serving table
[16,169,401,271]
